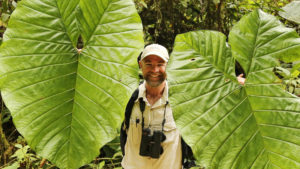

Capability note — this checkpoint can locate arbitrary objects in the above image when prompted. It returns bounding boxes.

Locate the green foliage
[1,107,11,125]
[8,144,37,169]
[2,136,123,169]
[0,0,20,45]
[0,0,143,168]
[1,1,300,169]
[0,0,18,27]
[134,0,291,50]
[275,66,300,96]
[1,136,53,169]
[168,9,300,169]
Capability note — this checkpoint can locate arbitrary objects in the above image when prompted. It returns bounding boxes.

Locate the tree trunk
[0,96,10,164]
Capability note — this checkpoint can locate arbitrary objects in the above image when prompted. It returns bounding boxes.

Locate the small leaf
[279,1,300,24]
[292,61,300,74]
[295,88,300,96]
[12,1,18,8]
[274,67,291,79]
[2,162,20,169]
[112,151,122,159]
[180,0,188,8]
[291,70,300,78]
[140,1,147,8]
[213,0,220,5]
[1,13,10,23]
[97,161,105,169]
[14,144,23,149]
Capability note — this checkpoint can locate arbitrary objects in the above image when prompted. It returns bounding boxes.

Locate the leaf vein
[99,16,134,26]
[73,115,97,140]
[53,138,69,161]
[268,150,300,165]
[1,60,77,80]
[21,3,60,19]
[259,123,300,130]
[193,96,248,149]
[256,43,300,59]
[16,88,75,115]
[14,18,65,33]
[0,52,75,59]
[6,72,76,98]
[21,98,74,131]
[173,81,232,108]
[78,61,130,90]
[74,99,109,137]
[210,113,253,165]
[169,75,223,87]
[93,29,141,36]
[31,113,72,148]
[9,37,71,45]
[249,148,266,169]
[229,130,260,169]
[76,73,122,107]
[263,136,300,148]
[82,53,136,70]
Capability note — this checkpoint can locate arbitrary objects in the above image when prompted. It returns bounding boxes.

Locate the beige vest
[121,82,182,169]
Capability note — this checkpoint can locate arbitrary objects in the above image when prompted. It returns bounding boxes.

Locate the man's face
[139,55,167,87]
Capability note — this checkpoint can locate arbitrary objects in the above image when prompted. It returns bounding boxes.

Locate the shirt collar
[136,80,168,107]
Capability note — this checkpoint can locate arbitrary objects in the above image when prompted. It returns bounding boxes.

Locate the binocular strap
[139,98,169,132]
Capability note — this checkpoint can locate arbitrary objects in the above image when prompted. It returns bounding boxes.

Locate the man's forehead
[143,55,166,63]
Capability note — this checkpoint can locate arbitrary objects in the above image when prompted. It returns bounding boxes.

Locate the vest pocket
[129,122,142,146]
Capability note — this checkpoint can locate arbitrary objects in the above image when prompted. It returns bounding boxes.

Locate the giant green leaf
[168,9,300,169]
[0,0,143,168]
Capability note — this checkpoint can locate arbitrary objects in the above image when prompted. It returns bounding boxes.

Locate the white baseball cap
[141,44,169,62]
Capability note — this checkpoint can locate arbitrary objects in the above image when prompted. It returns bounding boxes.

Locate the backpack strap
[182,138,197,168]
[120,88,139,155]
[124,88,139,130]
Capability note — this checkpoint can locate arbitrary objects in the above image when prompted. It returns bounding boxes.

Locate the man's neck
[145,81,166,105]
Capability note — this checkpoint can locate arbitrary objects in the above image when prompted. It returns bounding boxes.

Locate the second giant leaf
[168,10,300,169]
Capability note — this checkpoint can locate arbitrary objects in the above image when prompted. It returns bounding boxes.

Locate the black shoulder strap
[182,138,197,168]
[124,88,139,130]
[121,88,139,155]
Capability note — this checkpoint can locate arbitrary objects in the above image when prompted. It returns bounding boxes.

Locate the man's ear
[138,60,142,69]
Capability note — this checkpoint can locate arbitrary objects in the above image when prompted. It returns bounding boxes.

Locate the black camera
[139,128,166,158]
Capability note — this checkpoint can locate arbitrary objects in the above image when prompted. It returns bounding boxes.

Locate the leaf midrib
[242,85,282,169]
[84,0,110,46]
[54,0,77,47]
[51,1,82,167]
[183,32,234,80]
[247,11,261,75]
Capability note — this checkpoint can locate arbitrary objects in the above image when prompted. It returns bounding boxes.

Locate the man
[121,44,182,169]
[120,44,246,169]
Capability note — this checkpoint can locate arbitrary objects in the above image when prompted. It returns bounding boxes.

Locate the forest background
[0,0,299,168]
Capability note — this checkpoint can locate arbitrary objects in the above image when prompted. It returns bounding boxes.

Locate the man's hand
[237,74,246,85]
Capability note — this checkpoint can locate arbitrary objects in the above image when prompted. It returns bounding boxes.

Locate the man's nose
[152,65,160,72]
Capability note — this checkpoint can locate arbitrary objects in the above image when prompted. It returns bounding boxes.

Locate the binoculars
[139,128,166,158]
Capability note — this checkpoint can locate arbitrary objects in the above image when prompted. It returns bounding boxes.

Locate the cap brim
[142,51,168,62]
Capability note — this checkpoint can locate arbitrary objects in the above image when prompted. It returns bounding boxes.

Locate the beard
[144,72,166,87]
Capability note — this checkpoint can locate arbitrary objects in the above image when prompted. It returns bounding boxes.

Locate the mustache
[146,73,163,76]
